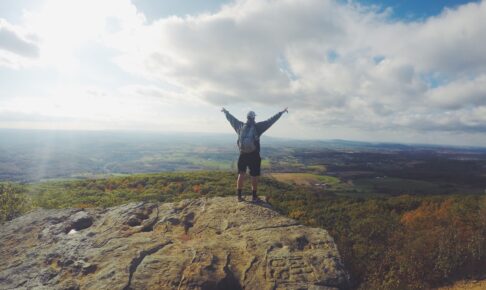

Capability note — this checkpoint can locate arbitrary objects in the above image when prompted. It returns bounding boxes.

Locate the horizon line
[1,127,485,150]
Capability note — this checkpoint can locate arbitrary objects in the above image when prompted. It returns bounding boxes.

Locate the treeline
[1,171,485,289]
[25,171,290,209]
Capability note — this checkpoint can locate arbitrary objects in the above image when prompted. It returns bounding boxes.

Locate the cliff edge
[0,196,348,290]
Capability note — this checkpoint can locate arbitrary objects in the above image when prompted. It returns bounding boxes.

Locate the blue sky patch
[421,72,450,89]
[327,50,339,63]
[343,0,480,21]
[373,55,385,64]
[277,54,298,81]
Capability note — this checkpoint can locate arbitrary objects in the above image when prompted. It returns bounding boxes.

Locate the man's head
[247,111,256,120]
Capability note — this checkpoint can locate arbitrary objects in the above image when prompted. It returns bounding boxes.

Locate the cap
[247,111,256,118]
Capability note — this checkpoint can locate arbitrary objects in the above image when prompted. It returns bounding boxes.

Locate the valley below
[1,129,486,289]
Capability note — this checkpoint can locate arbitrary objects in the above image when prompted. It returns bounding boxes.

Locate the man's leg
[249,153,261,201]
[236,154,247,201]
[237,172,245,191]
[237,172,245,201]
[251,176,258,200]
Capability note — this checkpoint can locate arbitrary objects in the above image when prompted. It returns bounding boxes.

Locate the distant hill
[1,128,485,182]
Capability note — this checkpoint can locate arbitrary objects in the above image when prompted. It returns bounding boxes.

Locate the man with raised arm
[221,107,288,202]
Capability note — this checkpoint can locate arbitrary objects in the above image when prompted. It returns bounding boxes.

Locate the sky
[0,0,485,146]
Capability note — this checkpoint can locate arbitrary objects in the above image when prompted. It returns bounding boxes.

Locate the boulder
[0,196,348,290]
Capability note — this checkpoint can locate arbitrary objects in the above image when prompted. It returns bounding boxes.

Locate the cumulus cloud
[0,19,39,58]
[427,75,486,109]
[107,0,486,134]
[0,19,39,68]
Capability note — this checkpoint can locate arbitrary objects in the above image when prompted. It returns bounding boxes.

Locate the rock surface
[0,196,348,290]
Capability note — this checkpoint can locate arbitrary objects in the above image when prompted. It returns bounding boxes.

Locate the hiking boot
[252,195,260,202]
[237,196,244,202]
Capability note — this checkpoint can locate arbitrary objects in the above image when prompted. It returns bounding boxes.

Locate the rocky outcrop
[0,196,348,290]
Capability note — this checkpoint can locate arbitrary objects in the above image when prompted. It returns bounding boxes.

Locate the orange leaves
[392,197,486,287]
[401,199,454,227]
[74,203,94,209]
[289,209,306,220]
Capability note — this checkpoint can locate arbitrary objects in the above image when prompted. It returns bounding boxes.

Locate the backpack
[238,123,258,153]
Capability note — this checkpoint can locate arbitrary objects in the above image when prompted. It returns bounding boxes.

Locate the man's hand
[282,107,288,114]
[221,107,228,113]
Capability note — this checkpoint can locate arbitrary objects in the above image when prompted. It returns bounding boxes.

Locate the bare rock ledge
[0,196,348,290]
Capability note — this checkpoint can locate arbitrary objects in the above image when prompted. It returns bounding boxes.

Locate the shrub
[0,183,32,223]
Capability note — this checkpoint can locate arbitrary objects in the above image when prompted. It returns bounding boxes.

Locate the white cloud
[125,0,486,135]
[0,19,38,57]
[0,18,39,68]
[21,0,145,71]
[427,75,486,109]
[394,2,486,75]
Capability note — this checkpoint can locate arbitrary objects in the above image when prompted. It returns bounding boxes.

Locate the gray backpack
[238,124,258,153]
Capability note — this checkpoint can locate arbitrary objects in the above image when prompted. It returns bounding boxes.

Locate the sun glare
[25,0,141,71]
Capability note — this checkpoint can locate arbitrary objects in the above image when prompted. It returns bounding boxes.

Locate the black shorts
[237,151,261,176]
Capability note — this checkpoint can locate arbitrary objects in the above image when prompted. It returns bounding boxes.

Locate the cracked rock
[126,215,141,227]
[65,211,93,233]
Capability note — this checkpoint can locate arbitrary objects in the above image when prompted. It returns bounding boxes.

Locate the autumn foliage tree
[364,197,486,289]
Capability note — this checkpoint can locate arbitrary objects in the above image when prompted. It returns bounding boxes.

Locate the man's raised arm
[221,107,243,133]
[256,107,288,135]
